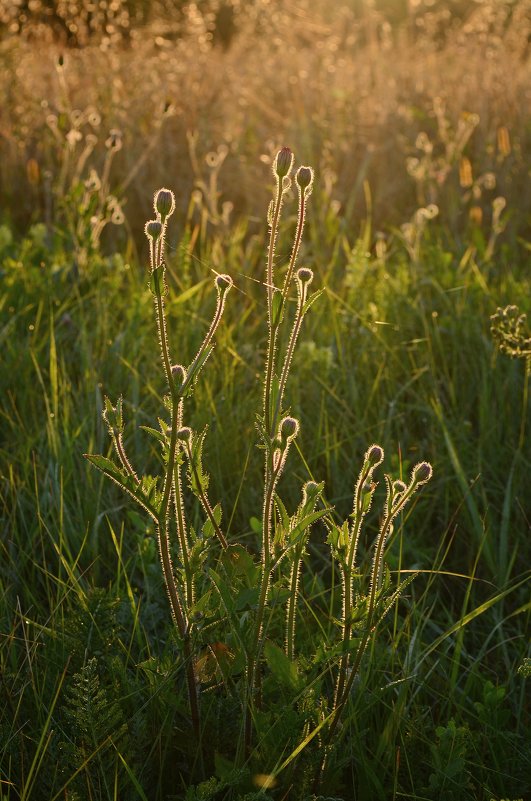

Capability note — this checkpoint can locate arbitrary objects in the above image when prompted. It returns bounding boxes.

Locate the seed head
[366,444,384,467]
[273,147,294,179]
[215,273,233,292]
[412,461,433,484]
[296,165,314,191]
[154,188,175,221]
[297,267,314,285]
[145,219,163,241]
[279,416,300,443]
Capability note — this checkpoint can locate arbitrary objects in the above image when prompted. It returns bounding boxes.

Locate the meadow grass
[1,2,530,800]
[1,169,529,798]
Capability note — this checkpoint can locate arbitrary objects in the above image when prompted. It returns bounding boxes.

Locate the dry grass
[0,0,529,245]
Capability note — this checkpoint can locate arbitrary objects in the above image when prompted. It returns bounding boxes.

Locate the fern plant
[85,147,433,792]
[59,657,128,800]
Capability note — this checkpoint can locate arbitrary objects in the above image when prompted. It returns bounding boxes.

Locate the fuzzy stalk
[182,282,230,395]
[263,179,285,440]
[172,403,195,608]
[280,184,307,304]
[113,432,140,484]
[285,544,304,661]
[271,278,309,436]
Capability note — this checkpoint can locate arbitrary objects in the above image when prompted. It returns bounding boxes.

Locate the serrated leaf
[188,427,210,497]
[264,640,300,691]
[220,545,259,585]
[85,454,118,473]
[273,494,289,547]
[377,572,419,624]
[275,494,290,531]
[139,425,167,444]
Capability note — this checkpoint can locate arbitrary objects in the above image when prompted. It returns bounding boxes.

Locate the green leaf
[272,289,284,327]
[139,425,166,444]
[274,494,290,532]
[287,508,329,549]
[214,752,236,781]
[85,454,117,473]
[301,287,325,316]
[264,640,300,691]
[149,264,166,297]
[188,427,210,496]
[220,544,259,585]
[234,586,259,611]
[249,516,262,534]
[202,502,222,539]
[183,344,214,394]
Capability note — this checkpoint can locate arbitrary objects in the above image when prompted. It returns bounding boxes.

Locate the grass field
[0,2,530,800]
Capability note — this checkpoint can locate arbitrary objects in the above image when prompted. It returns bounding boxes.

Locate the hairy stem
[263,180,284,439]
[285,546,304,661]
[272,283,308,436]
[281,187,306,304]
[113,432,139,484]
[173,403,195,608]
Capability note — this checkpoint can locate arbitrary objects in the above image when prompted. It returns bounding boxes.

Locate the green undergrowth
[0,204,529,800]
